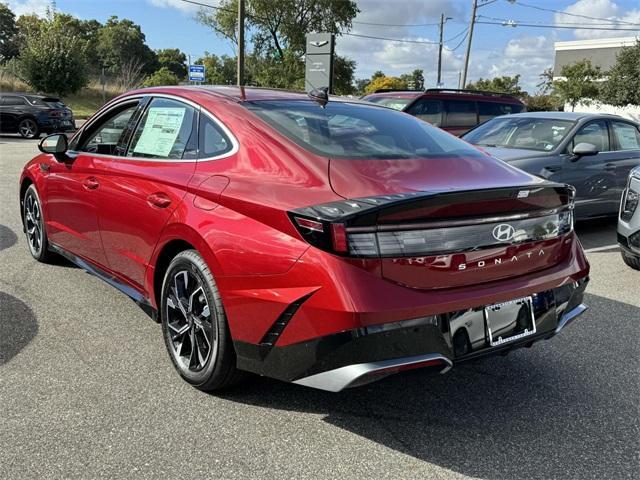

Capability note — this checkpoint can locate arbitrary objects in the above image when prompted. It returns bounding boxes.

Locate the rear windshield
[363,96,414,110]
[30,97,65,108]
[463,117,575,152]
[245,100,485,160]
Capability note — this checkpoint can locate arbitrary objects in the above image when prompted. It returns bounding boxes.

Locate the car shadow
[0,291,38,366]
[0,224,18,252]
[575,216,619,251]
[217,293,638,479]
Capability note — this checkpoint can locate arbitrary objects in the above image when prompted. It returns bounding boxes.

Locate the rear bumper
[234,277,589,391]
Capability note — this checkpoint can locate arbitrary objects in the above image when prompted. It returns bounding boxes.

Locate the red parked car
[362,88,526,136]
[20,86,589,392]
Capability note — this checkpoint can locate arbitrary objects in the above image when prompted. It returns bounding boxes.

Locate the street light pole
[461,0,478,89]
[237,0,245,86]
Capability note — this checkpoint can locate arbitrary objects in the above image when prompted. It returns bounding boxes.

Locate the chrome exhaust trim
[292,353,453,392]
[555,303,588,334]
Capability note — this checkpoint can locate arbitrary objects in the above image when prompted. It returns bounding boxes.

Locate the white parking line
[584,244,619,253]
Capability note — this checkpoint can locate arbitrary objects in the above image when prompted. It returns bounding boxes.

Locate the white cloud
[555,0,640,39]
[5,0,50,17]
[147,0,206,13]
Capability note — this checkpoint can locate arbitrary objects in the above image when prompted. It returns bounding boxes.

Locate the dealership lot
[0,136,638,479]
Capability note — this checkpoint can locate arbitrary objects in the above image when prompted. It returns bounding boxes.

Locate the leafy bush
[142,66,180,87]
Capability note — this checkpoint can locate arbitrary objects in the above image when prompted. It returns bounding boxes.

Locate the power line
[342,32,439,45]
[476,20,640,31]
[445,26,469,43]
[477,14,640,27]
[445,29,470,52]
[353,20,440,27]
[509,0,640,26]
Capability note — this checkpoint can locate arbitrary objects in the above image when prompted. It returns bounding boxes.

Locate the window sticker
[132,107,186,157]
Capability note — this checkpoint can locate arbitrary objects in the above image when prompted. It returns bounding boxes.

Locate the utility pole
[437,14,452,87]
[237,0,245,86]
[461,0,478,89]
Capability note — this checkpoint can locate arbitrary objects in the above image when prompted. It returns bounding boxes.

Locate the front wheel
[23,185,53,262]
[621,251,640,270]
[160,250,244,391]
[18,118,40,139]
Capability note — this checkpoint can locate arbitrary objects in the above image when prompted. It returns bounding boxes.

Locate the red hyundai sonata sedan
[20,86,589,392]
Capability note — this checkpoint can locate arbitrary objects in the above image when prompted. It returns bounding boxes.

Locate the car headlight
[621,188,639,222]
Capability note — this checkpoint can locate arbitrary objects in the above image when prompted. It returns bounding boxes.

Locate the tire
[22,185,53,263]
[18,118,40,139]
[621,251,640,270]
[160,249,244,391]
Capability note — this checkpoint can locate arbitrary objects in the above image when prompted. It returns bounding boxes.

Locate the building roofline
[555,36,638,51]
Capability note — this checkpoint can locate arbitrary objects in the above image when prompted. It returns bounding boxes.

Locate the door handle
[147,192,172,208]
[82,176,99,190]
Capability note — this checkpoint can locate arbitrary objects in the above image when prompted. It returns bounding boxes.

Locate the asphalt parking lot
[1,135,638,480]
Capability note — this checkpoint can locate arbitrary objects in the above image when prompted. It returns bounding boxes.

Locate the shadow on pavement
[0,291,38,366]
[0,224,18,251]
[219,293,639,480]
[575,216,618,250]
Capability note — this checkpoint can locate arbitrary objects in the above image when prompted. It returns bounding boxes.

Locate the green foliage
[466,75,523,96]
[400,69,424,90]
[364,75,409,94]
[157,48,187,79]
[197,52,237,85]
[553,60,601,111]
[599,40,640,106]
[19,19,88,96]
[142,66,179,87]
[96,16,158,75]
[525,94,561,112]
[196,0,358,91]
[354,78,370,95]
[0,2,19,61]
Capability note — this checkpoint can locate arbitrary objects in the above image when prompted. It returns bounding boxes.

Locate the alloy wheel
[165,270,217,372]
[24,190,43,256]
[19,119,38,139]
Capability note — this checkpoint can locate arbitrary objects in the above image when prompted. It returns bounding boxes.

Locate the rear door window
[127,97,198,160]
[445,100,477,127]
[1,96,28,106]
[405,99,443,126]
[478,102,521,123]
[611,121,640,151]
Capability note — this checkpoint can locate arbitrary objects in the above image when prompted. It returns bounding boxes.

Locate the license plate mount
[484,296,536,347]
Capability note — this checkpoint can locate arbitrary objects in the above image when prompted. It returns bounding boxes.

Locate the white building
[553,36,638,80]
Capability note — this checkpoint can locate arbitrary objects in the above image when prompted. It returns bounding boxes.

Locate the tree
[354,78,370,95]
[197,52,237,85]
[364,75,408,94]
[143,66,179,87]
[599,40,640,106]
[466,75,523,97]
[553,60,601,111]
[157,48,187,79]
[196,0,359,90]
[19,19,88,96]
[333,55,356,95]
[400,69,424,90]
[96,16,157,75]
[526,94,561,112]
[537,67,554,94]
[0,2,19,61]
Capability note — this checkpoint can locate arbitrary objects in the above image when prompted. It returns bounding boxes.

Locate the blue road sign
[188,65,205,83]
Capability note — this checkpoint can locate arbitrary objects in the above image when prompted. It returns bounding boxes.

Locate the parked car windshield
[245,100,484,160]
[463,117,576,152]
[362,96,414,110]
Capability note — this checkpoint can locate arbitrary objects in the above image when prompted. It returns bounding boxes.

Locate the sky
[5,0,640,93]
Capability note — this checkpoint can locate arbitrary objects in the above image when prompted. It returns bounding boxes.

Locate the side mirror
[38,134,68,155]
[571,142,598,160]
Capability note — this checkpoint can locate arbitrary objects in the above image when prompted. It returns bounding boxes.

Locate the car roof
[362,91,423,99]
[125,85,381,106]
[503,111,636,122]
[0,92,56,99]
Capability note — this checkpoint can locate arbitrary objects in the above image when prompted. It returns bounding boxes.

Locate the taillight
[47,109,64,117]
[289,187,574,257]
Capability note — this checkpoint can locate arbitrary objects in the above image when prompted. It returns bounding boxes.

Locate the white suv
[618,165,640,270]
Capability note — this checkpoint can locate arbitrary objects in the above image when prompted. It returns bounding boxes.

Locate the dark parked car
[362,88,525,136]
[20,86,588,392]
[463,112,640,219]
[0,92,75,139]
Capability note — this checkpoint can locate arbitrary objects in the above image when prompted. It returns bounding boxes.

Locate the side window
[571,120,609,152]
[445,100,477,127]
[199,114,233,158]
[406,99,443,126]
[78,103,139,155]
[611,121,640,151]
[128,97,197,160]
[2,96,27,106]
[478,102,518,123]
